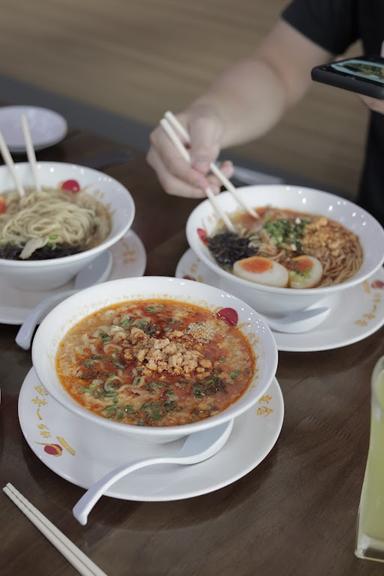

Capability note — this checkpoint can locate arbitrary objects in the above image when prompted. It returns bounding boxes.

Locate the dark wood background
[0,0,367,197]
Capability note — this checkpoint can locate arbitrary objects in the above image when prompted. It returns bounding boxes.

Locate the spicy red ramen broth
[56,299,255,426]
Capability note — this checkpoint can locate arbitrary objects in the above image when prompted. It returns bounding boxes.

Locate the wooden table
[1,130,383,576]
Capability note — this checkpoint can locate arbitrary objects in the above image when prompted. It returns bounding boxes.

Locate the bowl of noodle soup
[32,276,278,443]
[0,162,135,290]
[186,185,384,315]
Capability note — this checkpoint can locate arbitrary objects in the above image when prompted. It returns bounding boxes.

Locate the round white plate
[18,369,284,501]
[0,106,68,152]
[0,230,146,325]
[176,249,384,352]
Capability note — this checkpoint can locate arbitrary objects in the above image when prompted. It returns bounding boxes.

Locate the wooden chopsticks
[160,116,236,232]
[21,114,41,192]
[160,111,258,231]
[0,131,25,198]
[0,114,42,198]
[3,483,107,576]
[164,111,258,219]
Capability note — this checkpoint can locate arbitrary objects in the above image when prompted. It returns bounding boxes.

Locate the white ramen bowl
[0,162,135,290]
[186,185,384,315]
[32,276,278,444]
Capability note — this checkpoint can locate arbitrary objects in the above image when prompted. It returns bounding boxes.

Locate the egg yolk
[291,257,313,273]
[240,257,273,273]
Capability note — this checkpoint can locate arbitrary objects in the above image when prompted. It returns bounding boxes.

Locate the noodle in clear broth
[0,185,111,260]
[206,207,363,289]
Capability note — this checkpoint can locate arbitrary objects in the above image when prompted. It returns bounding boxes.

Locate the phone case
[312,65,384,100]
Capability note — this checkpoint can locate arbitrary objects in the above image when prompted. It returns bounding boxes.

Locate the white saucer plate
[0,106,68,152]
[18,369,284,502]
[0,230,146,325]
[176,249,384,353]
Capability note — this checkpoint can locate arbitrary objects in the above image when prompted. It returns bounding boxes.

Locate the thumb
[188,115,222,174]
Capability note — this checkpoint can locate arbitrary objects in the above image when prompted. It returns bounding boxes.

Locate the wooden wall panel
[0,0,367,196]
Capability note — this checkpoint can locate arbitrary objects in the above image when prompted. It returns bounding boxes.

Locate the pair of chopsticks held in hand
[160,111,258,231]
[0,114,41,198]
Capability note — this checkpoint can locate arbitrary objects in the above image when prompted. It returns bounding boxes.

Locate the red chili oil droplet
[44,444,63,456]
[197,228,208,244]
[372,280,384,289]
[61,179,81,193]
[216,307,238,326]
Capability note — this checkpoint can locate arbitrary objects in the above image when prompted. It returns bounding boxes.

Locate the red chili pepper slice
[216,307,238,326]
[197,228,208,245]
[61,179,81,193]
[0,198,6,213]
[43,443,63,456]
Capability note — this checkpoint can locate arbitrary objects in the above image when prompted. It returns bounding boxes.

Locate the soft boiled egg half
[233,256,289,288]
[288,256,323,289]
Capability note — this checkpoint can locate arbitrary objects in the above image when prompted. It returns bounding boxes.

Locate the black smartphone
[311,56,384,99]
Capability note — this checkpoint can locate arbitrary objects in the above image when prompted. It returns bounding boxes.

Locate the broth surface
[207,206,363,288]
[56,299,256,426]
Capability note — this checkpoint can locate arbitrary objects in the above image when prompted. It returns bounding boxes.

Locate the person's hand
[147,107,234,198]
[360,95,384,115]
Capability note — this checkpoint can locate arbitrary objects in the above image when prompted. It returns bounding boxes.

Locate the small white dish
[18,369,284,501]
[176,249,384,352]
[0,230,146,325]
[0,106,68,152]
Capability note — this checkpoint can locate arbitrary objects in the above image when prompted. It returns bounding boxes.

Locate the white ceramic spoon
[15,250,112,350]
[261,305,331,334]
[73,419,234,525]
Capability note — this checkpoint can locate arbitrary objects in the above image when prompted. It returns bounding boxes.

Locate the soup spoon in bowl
[73,419,234,525]
[15,250,112,350]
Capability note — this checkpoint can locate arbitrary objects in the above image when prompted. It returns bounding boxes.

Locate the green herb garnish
[193,385,205,399]
[141,401,163,421]
[264,218,309,248]
[120,315,133,329]
[99,331,111,343]
[146,381,164,392]
[145,304,164,313]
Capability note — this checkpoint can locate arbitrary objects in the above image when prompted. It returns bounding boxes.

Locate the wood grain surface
[0,128,383,576]
[0,0,367,196]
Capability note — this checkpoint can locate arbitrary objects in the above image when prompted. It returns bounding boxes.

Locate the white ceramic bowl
[0,162,135,290]
[186,185,384,315]
[32,276,278,443]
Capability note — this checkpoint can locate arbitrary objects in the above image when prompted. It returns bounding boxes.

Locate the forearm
[188,20,331,149]
[190,58,290,148]
[147,21,331,198]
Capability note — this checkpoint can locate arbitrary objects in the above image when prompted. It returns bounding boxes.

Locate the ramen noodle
[0,184,111,260]
[56,299,256,426]
[207,207,363,288]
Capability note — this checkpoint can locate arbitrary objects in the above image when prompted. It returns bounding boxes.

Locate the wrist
[187,98,230,147]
